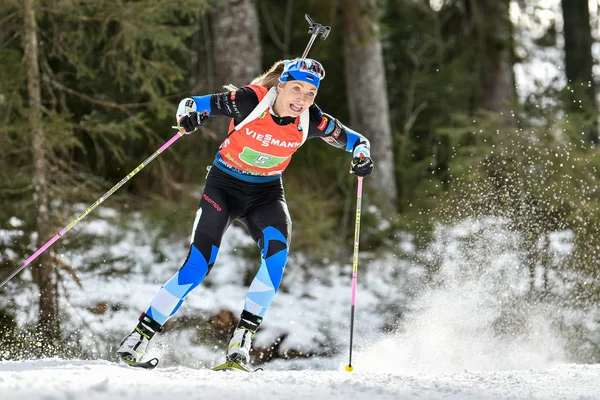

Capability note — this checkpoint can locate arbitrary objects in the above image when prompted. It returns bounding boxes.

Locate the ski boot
[226,326,254,365]
[212,310,262,372]
[116,312,161,363]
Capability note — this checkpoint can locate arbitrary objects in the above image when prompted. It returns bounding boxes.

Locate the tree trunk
[211,0,262,88]
[209,0,262,137]
[23,0,59,346]
[467,0,516,115]
[340,0,397,215]
[561,0,597,144]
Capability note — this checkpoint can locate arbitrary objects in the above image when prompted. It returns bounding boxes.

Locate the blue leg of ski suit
[144,167,291,326]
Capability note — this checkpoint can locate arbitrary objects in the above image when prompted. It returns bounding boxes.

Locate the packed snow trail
[1,359,600,399]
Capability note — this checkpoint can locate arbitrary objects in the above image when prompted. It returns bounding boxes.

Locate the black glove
[178,111,208,134]
[350,154,374,177]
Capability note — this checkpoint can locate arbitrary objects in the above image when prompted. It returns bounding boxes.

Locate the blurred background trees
[2,0,600,355]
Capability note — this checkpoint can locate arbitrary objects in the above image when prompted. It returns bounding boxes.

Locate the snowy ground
[3,203,422,365]
[1,358,600,400]
[3,215,600,399]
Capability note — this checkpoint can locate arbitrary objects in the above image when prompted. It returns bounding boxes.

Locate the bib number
[239,147,288,168]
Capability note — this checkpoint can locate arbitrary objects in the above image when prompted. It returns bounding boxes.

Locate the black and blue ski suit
[143,84,371,329]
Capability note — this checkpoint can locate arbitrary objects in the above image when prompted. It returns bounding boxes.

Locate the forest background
[3,0,600,366]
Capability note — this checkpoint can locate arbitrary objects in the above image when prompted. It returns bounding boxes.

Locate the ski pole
[301,14,331,58]
[0,130,186,289]
[345,176,363,372]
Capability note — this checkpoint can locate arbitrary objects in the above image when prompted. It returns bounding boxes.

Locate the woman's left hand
[350,154,374,177]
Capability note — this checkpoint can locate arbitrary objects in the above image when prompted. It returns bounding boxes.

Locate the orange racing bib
[217,85,306,176]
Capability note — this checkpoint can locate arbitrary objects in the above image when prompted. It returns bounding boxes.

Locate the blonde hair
[223,59,290,92]
[250,59,289,89]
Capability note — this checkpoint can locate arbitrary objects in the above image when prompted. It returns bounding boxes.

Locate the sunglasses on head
[284,59,326,79]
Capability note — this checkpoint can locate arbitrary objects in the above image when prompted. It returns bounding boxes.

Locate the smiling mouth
[290,104,303,113]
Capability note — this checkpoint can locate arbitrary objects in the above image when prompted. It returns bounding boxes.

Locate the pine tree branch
[42,77,151,110]
[53,254,83,289]
[258,1,286,53]
[0,10,18,26]
[42,76,156,137]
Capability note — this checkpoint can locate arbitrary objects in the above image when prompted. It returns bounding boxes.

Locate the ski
[211,360,253,373]
[122,357,160,370]
[119,357,262,372]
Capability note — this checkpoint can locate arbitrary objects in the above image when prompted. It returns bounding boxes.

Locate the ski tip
[123,357,160,370]
[211,360,251,373]
[146,358,160,368]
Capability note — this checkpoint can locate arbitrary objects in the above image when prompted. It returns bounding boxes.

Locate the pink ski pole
[345,176,363,372]
[0,130,186,289]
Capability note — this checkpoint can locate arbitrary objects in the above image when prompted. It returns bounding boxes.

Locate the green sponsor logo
[239,147,288,168]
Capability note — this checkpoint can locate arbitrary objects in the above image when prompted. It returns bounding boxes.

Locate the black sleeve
[209,87,259,125]
[306,104,368,153]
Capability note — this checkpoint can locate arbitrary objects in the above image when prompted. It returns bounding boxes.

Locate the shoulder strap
[299,110,310,145]
[234,86,310,145]
[234,87,278,131]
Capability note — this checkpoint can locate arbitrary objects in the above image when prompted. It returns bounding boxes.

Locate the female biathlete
[117,58,374,369]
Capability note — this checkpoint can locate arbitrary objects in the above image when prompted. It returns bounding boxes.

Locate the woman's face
[274,81,317,117]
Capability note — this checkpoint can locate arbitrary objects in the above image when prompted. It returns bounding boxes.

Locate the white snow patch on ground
[1,358,600,400]
[3,204,419,365]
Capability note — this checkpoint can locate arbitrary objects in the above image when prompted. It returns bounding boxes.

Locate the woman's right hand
[178,111,208,134]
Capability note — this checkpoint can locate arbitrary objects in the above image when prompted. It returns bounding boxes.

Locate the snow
[4,4,600,395]
[511,0,565,104]
[2,204,419,365]
[4,211,600,398]
[1,358,600,399]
